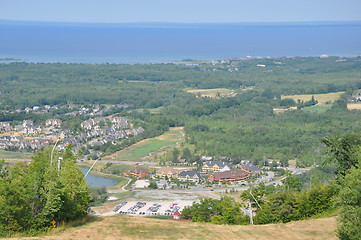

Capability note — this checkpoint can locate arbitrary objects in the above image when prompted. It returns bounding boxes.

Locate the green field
[302,104,333,113]
[109,139,177,160]
[104,127,184,161]
[0,150,33,160]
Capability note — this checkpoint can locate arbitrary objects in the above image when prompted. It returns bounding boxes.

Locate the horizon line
[1,19,361,26]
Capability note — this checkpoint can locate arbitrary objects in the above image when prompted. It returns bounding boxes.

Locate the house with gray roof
[178,170,202,183]
[242,162,262,174]
[202,161,233,173]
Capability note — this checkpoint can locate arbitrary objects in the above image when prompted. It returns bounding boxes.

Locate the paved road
[79,159,158,165]
[4,158,158,165]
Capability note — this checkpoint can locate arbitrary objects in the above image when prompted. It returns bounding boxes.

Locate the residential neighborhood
[0,105,144,159]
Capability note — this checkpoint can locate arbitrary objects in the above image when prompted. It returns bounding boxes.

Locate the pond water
[2,164,117,188]
[80,167,118,188]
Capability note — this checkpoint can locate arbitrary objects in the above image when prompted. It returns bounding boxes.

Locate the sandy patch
[348,103,361,110]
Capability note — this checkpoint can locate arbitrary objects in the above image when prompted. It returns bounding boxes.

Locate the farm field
[7,215,337,240]
[104,127,184,161]
[282,91,344,104]
[186,88,236,98]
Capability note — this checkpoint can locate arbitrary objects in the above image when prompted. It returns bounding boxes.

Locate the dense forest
[1,57,361,165]
[0,57,360,109]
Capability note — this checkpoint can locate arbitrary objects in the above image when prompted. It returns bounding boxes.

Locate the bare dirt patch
[347,103,361,110]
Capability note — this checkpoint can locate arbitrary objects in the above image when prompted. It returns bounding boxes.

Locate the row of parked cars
[147,203,162,213]
[113,202,128,212]
[128,201,146,213]
[114,201,182,216]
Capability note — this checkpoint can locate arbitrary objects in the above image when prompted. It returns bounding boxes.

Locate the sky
[0,0,360,23]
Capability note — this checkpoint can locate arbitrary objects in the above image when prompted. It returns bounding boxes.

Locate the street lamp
[50,138,60,166]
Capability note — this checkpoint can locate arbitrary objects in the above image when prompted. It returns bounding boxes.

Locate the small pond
[80,167,118,188]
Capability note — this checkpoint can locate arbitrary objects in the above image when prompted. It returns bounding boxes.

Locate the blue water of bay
[0,21,360,63]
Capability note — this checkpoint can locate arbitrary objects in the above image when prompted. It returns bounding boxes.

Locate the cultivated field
[8,216,337,240]
[104,127,184,161]
[282,91,344,104]
[186,88,236,98]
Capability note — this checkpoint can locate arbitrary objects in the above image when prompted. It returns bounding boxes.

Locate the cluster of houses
[80,117,128,131]
[65,126,144,147]
[0,120,60,150]
[0,122,11,132]
[0,119,62,135]
[9,103,133,117]
[0,116,144,152]
[65,116,137,146]
[125,160,262,184]
[0,135,54,150]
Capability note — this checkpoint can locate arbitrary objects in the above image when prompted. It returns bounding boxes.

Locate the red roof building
[125,166,149,179]
[208,169,249,183]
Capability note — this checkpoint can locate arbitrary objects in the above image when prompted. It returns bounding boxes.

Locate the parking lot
[112,200,193,216]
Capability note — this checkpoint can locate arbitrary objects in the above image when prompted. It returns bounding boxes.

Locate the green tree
[280,157,289,167]
[57,147,90,221]
[282,174,302,192]
[181,147,192,162]
[172,148,180,163]
[181,197,248,225]
[322,133,361,176]
[336,161,361,240]
[331,99,348,110]
[255,191,299,224]
[0,146,90,236]
[149,180,158,189]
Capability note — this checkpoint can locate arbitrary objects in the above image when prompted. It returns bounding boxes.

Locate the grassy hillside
[103,127,184,161]
[7,215,337,240]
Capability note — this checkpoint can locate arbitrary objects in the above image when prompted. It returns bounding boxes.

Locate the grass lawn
[302,104,333,113]
[282,91,344,104]
[131,106,164,114]
[0,150,33,159]
[115,139,175,160]
[104,127,184,161]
